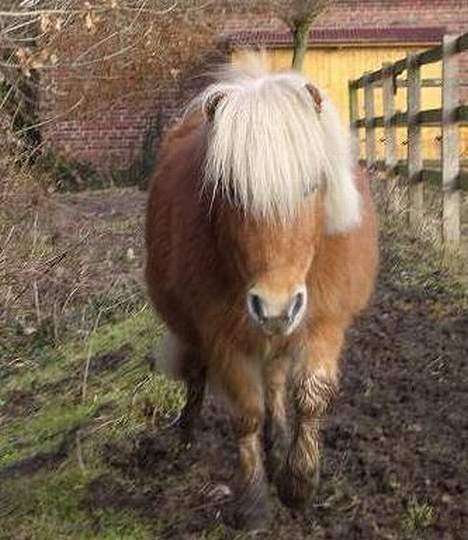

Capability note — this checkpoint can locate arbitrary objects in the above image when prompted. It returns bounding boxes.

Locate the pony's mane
[193,55,361,233]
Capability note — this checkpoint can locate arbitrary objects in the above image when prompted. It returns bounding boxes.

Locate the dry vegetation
[1,172,147,352]
[372,170,468,271]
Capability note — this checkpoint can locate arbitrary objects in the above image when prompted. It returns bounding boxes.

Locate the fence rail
[349,32,468,249]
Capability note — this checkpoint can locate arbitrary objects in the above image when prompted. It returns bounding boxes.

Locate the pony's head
[195,56,361,336]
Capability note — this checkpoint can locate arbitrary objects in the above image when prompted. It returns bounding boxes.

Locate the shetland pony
[145,57,378,529]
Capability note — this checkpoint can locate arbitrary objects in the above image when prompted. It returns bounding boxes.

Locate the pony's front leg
[277,322,343,509]
[221,359,270,530]
[263,357,289,481]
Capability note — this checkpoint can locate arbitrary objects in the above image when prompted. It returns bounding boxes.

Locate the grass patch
[0,468,155,540]
[401,497,436,532]
[0,307,182,539]
[0,402,95,469]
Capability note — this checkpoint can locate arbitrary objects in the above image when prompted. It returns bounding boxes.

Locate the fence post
[363,74,376,169]
[382,62,399,209]
[441,34,461,249]
[348,81,359,160]
[407,54,423,227]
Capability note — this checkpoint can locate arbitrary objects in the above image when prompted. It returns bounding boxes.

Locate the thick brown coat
[145,107,378,528]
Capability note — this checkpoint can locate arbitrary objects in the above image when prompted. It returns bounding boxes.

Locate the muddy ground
[1,188,467,539]
[86,233,468,539]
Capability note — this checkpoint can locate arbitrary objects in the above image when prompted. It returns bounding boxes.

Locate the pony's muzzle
[247,287,307,336]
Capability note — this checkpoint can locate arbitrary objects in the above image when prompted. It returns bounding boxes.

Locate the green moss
[0,469,154,540]
[0,307,182,538]
[90,510,154,540]
[0,402,96,468]
[2,309,157,397]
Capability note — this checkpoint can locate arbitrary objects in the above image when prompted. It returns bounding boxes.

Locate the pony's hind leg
[277,322,342,509]
[176,364,206,444]
[157,332,206,443]
[263,357,289,482]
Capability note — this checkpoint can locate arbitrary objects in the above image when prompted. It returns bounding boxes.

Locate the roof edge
[222,26,447,49]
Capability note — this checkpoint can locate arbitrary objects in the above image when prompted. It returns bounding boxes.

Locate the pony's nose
[246,287,307,335]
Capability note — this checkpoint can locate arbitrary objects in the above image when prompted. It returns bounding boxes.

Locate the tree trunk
[292,22,310,71]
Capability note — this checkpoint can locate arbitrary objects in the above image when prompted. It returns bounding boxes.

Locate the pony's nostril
[248,289,306,332]
[248,293,265,323]
[289,291,305,320]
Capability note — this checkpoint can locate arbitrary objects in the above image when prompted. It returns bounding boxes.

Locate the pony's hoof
[162,413,195,448]
[223,484,271,532]
[223,501,271,532]
[277,465,320,509]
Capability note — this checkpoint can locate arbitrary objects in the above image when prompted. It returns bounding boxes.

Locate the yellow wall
[232,46,457,162]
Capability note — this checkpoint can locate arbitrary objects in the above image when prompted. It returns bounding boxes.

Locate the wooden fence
[349,32,468,250]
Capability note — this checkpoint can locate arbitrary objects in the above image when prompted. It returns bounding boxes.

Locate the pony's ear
[203,91,225,122]
[305,83,322,114]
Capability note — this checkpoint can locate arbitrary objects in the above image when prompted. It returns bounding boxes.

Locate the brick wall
[41,83,181,172]
[39,47,228,176]
[39,0,468,174]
